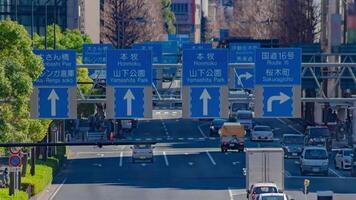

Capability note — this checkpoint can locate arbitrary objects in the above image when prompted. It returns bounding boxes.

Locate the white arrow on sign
[237,72,253,85]
[267,92,290,112]
[48,89,59,116]
[200,88,211,116]
[124,89,135,116]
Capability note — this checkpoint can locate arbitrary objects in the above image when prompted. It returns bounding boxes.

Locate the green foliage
[161,0,176,34]
[0,188,28,200]
[0,20,50,143]
[22,147,66,196]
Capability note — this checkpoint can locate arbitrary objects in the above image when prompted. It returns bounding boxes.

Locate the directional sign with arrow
[114,88,144,118]
[234,68,254,89]
[262,87,293,117]
[191,87,220,118]
[38,88,68,118]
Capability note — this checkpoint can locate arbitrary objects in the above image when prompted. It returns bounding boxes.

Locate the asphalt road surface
[51,111,356,200]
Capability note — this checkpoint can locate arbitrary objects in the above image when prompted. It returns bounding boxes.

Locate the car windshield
[284,136,304,144]
[253,186,278,194]
[237,112,252,119]
[213,119,226,126]
[255,126,271,131]
[305,149,328,159]
[261,196,285,200]
[309,128,330,138]
[134,144,151,149]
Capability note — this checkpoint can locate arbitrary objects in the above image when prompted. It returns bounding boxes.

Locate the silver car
[131,144,154,163]
[251,125,274,141]
[334,148,353,170]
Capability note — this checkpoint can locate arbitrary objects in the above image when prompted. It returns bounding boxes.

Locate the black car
[282,134,304,158]
[209,119,227,136]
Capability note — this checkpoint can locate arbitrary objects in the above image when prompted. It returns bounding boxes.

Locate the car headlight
[344,159,351,163]
[322,161,328,166]
[210,126,214,129]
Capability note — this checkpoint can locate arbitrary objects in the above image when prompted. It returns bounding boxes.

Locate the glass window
[304,149,328,160]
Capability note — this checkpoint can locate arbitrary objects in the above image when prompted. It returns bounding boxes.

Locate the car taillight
[149,151,152,154]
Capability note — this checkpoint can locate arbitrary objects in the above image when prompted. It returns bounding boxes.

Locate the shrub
[0,188,28,200]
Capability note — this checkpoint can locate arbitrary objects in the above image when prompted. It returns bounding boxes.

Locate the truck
[219,122,245,152]
[245,148,285,191]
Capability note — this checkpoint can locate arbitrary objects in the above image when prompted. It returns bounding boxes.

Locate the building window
[171,3,188,14]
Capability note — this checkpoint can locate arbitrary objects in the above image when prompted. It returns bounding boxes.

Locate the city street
[50,112,356,200]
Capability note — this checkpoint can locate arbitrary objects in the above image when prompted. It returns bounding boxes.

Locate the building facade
[78,0,100,43]
[0,0,78,36]
[171,0,208,43]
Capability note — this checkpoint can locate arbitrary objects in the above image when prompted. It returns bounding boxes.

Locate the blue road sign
[114,88,144,118]
[82,43,113,78]
[33,50,76,86]
[190,87,220,118]
[183,49,228,86]
[106,50,152,86]
[229,42,260,63]
[234,68,255,89]
[38,88,69,118]
[255,48,301,85]
[9,155,21,167]
[262,86,293,117]
[182,43,212,50]
[132,43,162,64]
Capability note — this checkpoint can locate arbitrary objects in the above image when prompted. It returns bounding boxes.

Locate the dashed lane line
[119,152,123,167]
[329,168,343,178]
[206,151,216,165]
[163,151,169,166]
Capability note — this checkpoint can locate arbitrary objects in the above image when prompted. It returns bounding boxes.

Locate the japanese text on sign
[33,50,76,86]
[107,50,152,86]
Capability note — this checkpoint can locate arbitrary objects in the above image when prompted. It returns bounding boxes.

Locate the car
[251,125,274,141]
[352,146,356,176]
[300,146,329,176]
[236,110,254,131]
[247,183,279,200]
[304,126,331,150]
[257,193,293,200]
[209,118,227,136]
[334,148,353,170]
[281,134,304,158]
[131,144,154,163]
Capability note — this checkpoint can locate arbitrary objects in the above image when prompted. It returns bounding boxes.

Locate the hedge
[22,146,67,196]
[0,188,28,200]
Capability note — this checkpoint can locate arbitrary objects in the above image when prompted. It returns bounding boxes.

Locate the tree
[161,0,176,34]
[0,20,50,143]
[101,0,166,48]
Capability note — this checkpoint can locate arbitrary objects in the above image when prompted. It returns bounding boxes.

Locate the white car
[131,144,154,163]
[251,126,274,141]
[257,193,292,200]
[247,183,279,200]
[300,146,329,176]
[334,148,353,170]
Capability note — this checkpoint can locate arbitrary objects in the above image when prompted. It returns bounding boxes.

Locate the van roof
[303,146,327,151]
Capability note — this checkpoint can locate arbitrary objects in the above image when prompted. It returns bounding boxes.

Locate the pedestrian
[3,168,8,186]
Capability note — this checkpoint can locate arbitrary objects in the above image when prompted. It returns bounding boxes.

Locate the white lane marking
[178,138,184,140]
[119,152,123,167]
[165,131,169,135]
[285,170,292,177]
[146,138,152,141]
[163,151,169,166]
[198,125,208,138]
[209,137,217,140]
[277,118,288,125]
[198,137,205,140]
[156,111,161,114]
[141,163,146,167]
[188,162,194,166]
[329,168,343,178]
[287,125,303,134]
[228,188,234,200]
[184,153,189,155]
[188,137,194,140]
[97,153,104,157]
[92,163,102,167]
[49,177,67,200]
[164,111,169,114]
[135,138,141,141]
[206,151,216,165]
[156,138,162,141]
